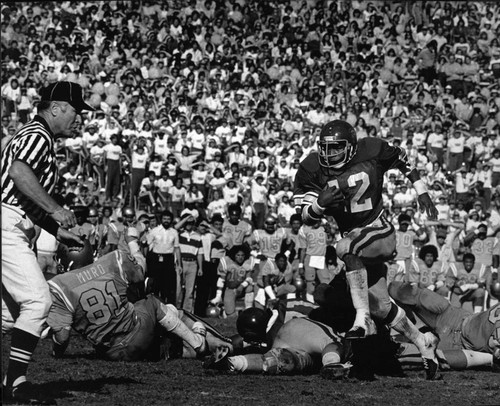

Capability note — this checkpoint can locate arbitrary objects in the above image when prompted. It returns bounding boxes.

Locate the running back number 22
[328,172,373,213]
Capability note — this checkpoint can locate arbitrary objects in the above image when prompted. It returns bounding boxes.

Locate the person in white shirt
[103,134,123,201]
[447,130,466,172]
[207,189,227,220]
[250,174,268,229]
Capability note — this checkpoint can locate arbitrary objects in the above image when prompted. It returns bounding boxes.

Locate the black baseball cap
[40,81,95,112]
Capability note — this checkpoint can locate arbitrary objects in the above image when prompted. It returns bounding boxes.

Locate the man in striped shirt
[2,81,93,404]
[176,214,204,312]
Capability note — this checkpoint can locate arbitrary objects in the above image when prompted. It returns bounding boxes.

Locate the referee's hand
[50,207,77,228]
[56,228,84,246]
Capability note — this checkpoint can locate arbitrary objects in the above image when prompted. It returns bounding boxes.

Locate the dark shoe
[320,362,352,380]
[493,348,500,373]
[422,357,443,381]
[203,346,230,371]
[345,316,377,340]
[4,381,56,405]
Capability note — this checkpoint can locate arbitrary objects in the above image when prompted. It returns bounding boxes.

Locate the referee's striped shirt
[2,116,59,225]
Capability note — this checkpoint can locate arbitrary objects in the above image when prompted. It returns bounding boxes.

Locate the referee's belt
[181,257,196,262]
[152,252,173,257]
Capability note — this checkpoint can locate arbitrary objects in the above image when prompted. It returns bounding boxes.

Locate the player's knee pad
[343,254,364,271]
[263,348,299,375]
[336,237,352,260]
[159,303,181,331]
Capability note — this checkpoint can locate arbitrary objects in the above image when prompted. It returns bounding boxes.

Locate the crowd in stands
[1,1,500,314]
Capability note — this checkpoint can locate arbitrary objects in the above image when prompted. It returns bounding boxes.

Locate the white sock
[230,355,248,372]
[159,304,204,351]
[346,268,370,327]
[473,305,482,314]
[322,352,341,366]
[463,350,493,368]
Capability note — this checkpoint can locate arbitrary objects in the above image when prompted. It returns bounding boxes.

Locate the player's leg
[370,277,441,380]
[244,284,254,309]
[468,288,486,313]
[336,217,396,339]
[2,212,53,402]
[223,288,238,318]
[388,281,451,329]
[151,296,207,354]
[303,256,316,303]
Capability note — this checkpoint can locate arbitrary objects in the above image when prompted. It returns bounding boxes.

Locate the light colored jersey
[409,258,445,288]
[257,258,293,287]
[252,228,287,259]
[47,250,137,346]
[469,237,495,267]
[395,230,416,260]
[222,220,252,248]
[298,225,327,257]
[218,256,255,289]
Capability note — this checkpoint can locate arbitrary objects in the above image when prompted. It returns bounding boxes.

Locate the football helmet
[293,276,306,293]
[122,206,135,219]
[206,304,221,318]
[57,239,94,271]
[264,215,277,234]
[317,120,357,169]
[491,280,500,300]
[236,308,270,344]
[88,207,99,218]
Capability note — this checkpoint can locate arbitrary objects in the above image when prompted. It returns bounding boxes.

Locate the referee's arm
[9,160,76,229]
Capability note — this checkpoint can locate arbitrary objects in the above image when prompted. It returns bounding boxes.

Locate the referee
[2,81,94,404]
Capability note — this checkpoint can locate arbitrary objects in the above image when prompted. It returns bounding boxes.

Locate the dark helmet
[205,304,221,318]
[228,203,242,217]
[293,275,306,293]
[122,206,135,218]
[88,207,99,218]
[264,215,277,233]
[398,213,411,225]
[317,120,357,168]
[491,279,500,300]
[236,308,270,343]
[58,239,94,271]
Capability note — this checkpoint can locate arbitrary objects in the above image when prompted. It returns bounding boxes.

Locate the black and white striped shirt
[2,115,59,226]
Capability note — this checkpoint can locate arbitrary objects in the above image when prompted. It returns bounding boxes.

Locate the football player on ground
[390,281,500,371]
[293,120,441,379]
[46,229,232,361]
[204,307,352,379]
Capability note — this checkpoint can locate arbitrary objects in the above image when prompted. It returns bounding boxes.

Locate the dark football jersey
[294,138,412,233]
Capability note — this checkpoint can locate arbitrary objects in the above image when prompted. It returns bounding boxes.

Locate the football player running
[293,120,441,379]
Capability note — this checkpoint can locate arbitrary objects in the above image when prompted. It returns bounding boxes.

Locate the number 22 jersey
[293,137,413,233]
[47,250,137,347]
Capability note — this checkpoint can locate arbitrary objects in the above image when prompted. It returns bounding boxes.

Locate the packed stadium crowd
[2,1,500,403]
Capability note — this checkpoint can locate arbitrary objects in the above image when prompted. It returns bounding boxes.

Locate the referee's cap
[40,81,95,112]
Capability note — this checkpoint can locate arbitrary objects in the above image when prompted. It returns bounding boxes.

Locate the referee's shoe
[3,381,56,405]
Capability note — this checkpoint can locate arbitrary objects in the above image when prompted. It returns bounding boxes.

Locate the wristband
[264,285,276,300]
[298,263,304,268]
[284,250,291,258]
[311,200,326,216]
[413,180,427,196]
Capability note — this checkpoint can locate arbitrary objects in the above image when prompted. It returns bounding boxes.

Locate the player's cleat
[492,347,500,373]
[320,362,352,380]
[203,346,231,371]
[4,381,56,405]
[422,357,442,381]
[345,316,376,340]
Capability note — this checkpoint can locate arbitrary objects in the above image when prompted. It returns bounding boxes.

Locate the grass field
[2,316,499,406]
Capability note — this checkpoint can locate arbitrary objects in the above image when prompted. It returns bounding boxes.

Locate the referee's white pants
[2,204,51,337]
